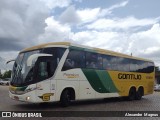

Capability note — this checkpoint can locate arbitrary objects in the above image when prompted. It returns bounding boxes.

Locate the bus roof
[21,42,153,62]
[21,42,70,52]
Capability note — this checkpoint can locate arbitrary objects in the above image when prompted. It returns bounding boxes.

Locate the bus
[9,42,155,106]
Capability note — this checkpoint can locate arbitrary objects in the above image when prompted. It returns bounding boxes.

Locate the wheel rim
[129,89,135,100]
[131,91,134,99]
[66,91,71,102]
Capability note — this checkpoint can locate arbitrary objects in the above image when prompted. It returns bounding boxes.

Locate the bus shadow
[13,97,149,110]
[14,102,60,110]
[71,97,128,106]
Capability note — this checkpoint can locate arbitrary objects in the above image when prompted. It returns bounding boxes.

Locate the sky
[0,0,160,71]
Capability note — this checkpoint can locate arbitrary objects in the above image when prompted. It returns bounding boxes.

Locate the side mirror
[27,53,52,67]
[6,59,15,64]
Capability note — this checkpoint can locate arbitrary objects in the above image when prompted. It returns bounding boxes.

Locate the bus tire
[128,87,136,101]
[136,87,144,100]
[60,89,71,107]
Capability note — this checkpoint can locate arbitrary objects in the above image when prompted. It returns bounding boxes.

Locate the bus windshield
[11,50,40,86]
[11,47,66,87]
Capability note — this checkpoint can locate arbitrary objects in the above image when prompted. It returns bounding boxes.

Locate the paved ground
[0,85,160,120]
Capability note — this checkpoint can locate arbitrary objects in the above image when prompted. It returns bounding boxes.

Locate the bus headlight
[26,96,30,101]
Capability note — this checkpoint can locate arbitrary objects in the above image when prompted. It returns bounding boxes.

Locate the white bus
[9,42,155,106]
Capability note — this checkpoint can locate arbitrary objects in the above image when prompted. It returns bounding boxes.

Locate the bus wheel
[136,87,144,100]
[128,87,136,101]
[60,89,71,107]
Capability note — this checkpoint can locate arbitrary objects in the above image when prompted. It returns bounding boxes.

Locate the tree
[2,70,11,79]
[0,69,2,79]
[155,66,159,72]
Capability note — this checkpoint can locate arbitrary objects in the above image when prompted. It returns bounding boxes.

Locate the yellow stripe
[9,86,17,91]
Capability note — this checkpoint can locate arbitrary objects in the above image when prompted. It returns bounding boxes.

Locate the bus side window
[62,50,85,71]
[86,52,99,69]
[38,62,49,79]
[37,60,53,81]
[65,59,75,68]
[130,59,137,72]
[117,57,130,72]
[103,55,118,71]
[103,55,111,70]
[148,62,154,73]
[110,56,118,71]
[97,54,103,69]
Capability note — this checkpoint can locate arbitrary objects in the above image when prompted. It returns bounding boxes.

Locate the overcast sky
[0,0,160,71]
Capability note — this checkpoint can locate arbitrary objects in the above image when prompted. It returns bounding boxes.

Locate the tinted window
[130,59,138,72]
[97,54,103,69]
[61,49,155,73]
[103,55,111,70]
[38,62,49,79]
[36,56,55,81]
[42,47,66,65]
[103,55,117,70]
[147,62,154,73]
[86,52,100,69]
[129,60,154,73]
[137,61,147,73]
[57,48,66,63]
[117,57,130,71]
[62,50,85,71]
[42,47,56,55]
[139,61,154,73]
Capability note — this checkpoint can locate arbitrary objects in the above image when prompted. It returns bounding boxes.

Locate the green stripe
[69,46,96,53]
[82,69,108,93]
[96,70,118,92]
[69,46,84,51]
[16,86,28,91]
[82,69,119,93]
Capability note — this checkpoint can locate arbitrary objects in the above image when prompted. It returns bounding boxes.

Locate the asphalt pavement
[0,85,160,120]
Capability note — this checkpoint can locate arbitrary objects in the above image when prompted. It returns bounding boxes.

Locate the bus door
[35,56,55,102]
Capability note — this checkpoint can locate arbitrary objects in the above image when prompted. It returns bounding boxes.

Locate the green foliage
[0,70,11,79]
[155,66,159,72]
[0,71,2,79]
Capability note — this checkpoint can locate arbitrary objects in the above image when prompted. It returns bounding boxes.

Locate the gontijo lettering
[118,73,141,80]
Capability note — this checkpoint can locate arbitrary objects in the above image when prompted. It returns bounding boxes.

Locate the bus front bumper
[9,91,37,103]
